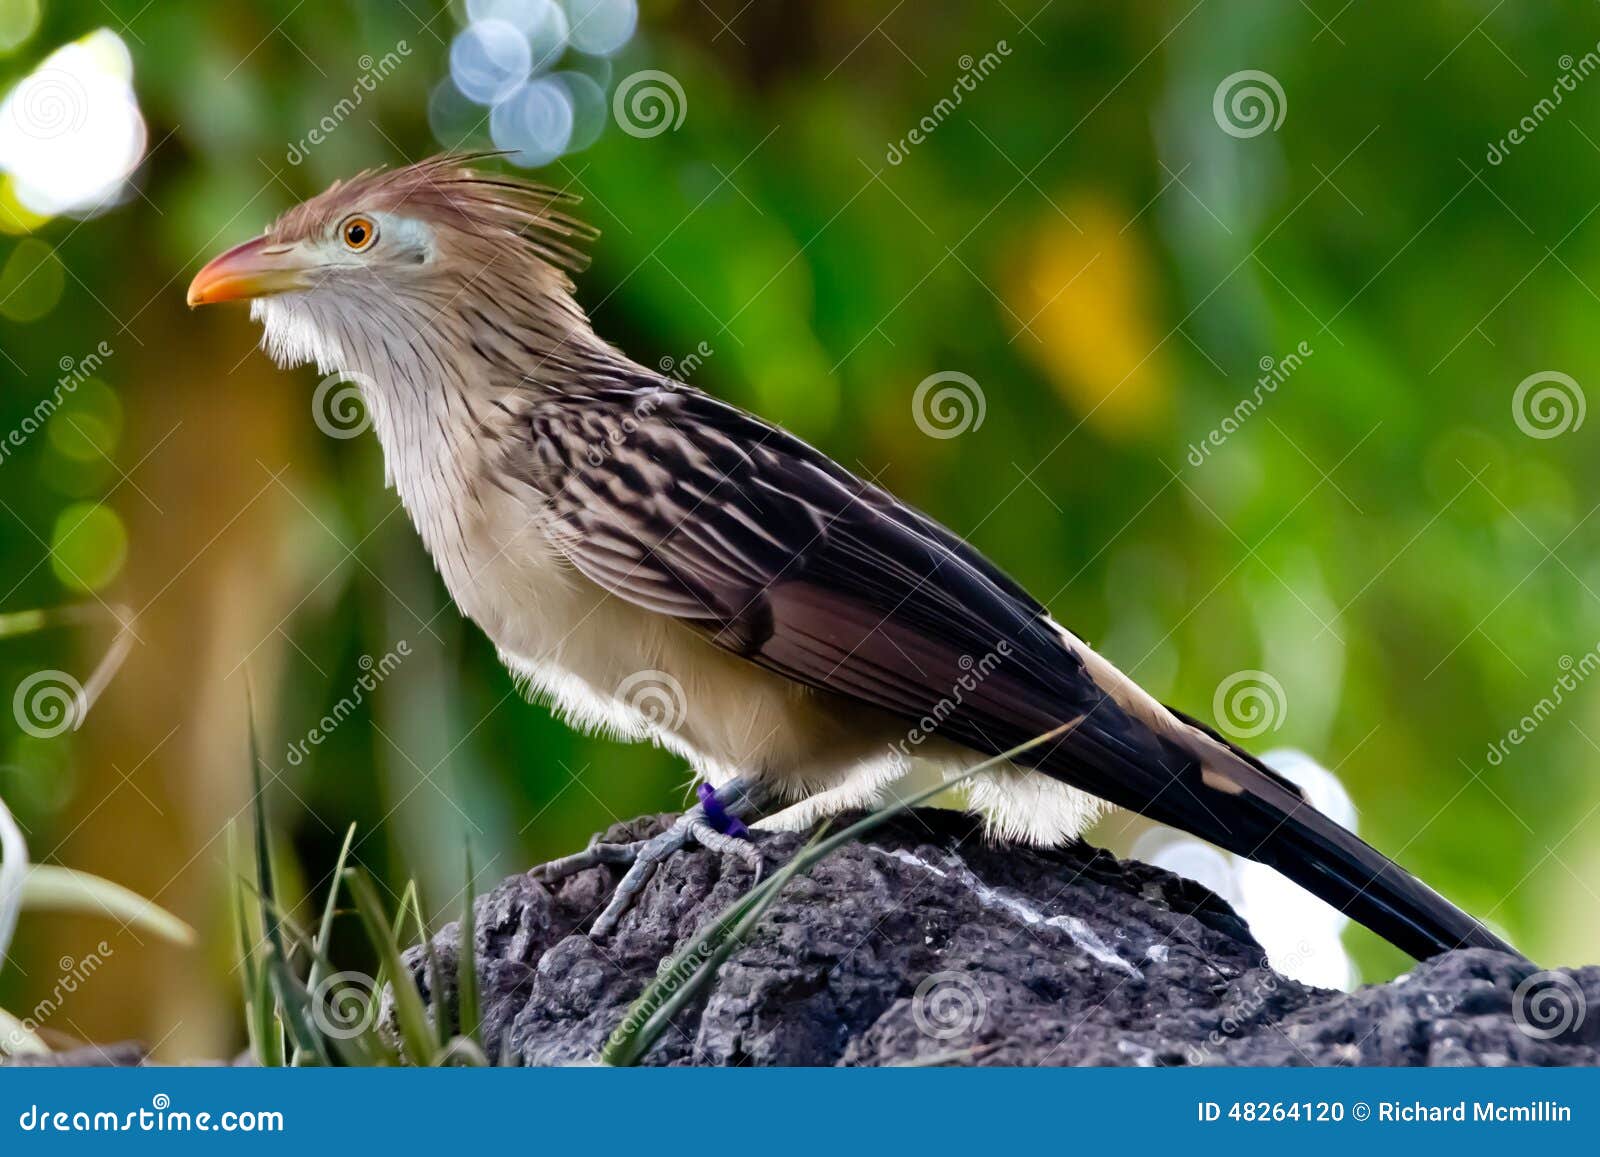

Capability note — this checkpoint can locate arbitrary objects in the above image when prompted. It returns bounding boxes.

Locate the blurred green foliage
[3,0,1599,1055]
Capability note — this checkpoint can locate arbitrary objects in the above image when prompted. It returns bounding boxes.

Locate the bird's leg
[533,776,777,937]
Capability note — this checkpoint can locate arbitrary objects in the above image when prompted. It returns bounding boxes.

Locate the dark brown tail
[1040,711,1518,962]
[1217,768,1514,959]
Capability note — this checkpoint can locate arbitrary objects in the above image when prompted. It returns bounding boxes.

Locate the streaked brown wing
[519,380,1190,799]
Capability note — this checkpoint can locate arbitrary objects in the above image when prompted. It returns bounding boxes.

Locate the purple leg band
[696,783,749,838]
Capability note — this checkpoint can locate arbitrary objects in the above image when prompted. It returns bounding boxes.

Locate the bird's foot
[533,781,768,938]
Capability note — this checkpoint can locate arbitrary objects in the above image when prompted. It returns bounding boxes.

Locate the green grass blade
[252,888,394,1068]
[21,865,195,946]
[304,823,356,999]
[600,824,826,1066]
[346,868,438,1065]
[243,690,327,1064]
[457,845,480,1048]
[245,693,283,959]
[393,880,421,946]
[291,823,356,1067]
[250,941,285,1068]
[411,881,448,1053]
[264,942,330,1067]
[229,832,269,1066]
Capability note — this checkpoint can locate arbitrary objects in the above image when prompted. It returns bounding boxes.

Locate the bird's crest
[268,152,598,278]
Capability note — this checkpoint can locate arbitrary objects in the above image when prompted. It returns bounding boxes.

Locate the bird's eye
[341,216,377,252]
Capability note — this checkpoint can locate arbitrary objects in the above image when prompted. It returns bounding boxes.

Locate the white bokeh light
[466,0,548,33]
[437,1,641,166]
[1128,748,1358,991]
[549,70,606,152]
[566,0,638,58]
[489,76,574,167]
[450,19,533,106]
[525,0,570,73]
[0,29,146,217]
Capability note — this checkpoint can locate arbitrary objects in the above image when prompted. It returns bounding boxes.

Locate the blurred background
[2,0,1599,1060]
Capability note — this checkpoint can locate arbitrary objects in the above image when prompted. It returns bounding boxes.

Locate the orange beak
[187,236,314,307]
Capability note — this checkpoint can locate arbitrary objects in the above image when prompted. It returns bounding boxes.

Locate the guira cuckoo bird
[189,155,1512,958]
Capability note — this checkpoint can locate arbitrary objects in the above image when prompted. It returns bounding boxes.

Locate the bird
[189,153,1514,959]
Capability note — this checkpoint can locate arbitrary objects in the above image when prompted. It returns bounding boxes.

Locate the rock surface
[407,810,1600,1066]
[2,1042,148,1068]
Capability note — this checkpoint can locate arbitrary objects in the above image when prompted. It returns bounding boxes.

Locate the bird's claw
[534,807,763,937]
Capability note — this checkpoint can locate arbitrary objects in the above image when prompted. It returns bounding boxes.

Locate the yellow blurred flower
[1004,194,1169,440]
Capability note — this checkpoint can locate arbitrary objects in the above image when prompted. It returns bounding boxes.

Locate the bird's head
[187,153,597,375]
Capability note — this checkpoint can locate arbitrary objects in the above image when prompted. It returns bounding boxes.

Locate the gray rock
[408,810,1599,1066]
[2,1041,148,1067]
